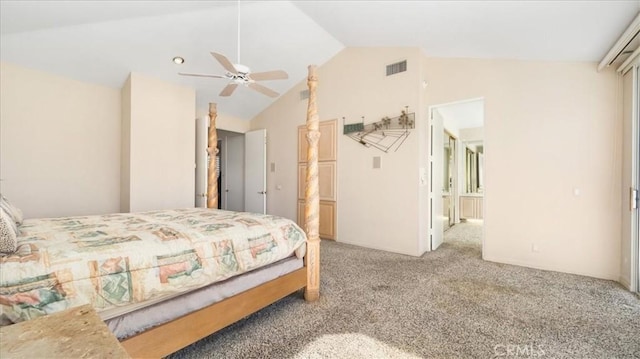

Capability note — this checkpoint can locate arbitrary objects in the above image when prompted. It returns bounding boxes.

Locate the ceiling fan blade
[178,72,226,79]
[211,52,237,74]
[249,70,289,81]
[248,82,279,98]
[219,83,239,97]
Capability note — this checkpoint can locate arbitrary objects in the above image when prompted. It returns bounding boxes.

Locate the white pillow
[0,195,23,226]
[0,209,17,254]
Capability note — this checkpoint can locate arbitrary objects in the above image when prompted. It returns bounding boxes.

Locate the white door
[194,117,208,208]
[226,135,245,212]
[622,63,640,292]
[636,67,640,293]
[218,138,225,209]
[244,129,267,214]
[430,109,445,250]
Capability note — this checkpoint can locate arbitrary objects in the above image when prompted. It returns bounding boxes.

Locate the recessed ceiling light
[172,56,185,65]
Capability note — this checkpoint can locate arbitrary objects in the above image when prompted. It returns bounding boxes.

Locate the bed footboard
[120,268,307,358]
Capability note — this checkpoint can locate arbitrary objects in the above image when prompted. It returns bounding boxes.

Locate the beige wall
[251,50,622,280]
[121,73,196,212]
[0,55,622,280]
[252,47,424,255]
[423,57,621,280]
[0,62,121,218]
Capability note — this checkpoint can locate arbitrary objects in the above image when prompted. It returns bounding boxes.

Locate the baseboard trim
[619,276,631,290]
[482,255,618,282]
[336,239,418,257]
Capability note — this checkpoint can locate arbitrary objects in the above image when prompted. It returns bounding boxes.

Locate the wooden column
[207,103,219,209]
[304,65,320,302]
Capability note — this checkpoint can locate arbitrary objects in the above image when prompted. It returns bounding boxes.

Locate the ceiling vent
[300,89,309,100]
[386,60,407,76]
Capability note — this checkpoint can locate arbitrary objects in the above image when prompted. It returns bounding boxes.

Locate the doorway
[218,130,245,212]
[429,98,485,252]
[194,120,246,211]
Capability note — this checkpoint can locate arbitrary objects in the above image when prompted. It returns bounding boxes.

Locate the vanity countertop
[459,193,484,197]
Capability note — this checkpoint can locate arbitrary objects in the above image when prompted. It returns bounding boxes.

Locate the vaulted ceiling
[1,1,638,120]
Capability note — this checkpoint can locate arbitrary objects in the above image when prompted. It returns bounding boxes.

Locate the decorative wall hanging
[343,107,415,153]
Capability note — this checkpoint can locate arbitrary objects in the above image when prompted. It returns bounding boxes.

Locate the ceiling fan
[179,52,288,98]
[178,1,288,98]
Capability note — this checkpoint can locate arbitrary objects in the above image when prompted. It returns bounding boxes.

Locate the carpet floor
[169,222,640,359]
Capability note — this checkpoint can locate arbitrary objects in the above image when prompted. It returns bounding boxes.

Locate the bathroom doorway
[429,98,485,252]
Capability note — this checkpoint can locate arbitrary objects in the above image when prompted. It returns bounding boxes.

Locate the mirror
[443,132,455,193]
[463,141,483,193]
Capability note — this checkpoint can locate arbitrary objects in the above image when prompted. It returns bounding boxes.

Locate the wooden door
[297,119,337,240]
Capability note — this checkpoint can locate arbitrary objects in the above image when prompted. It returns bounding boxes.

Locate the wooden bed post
[207,103,219,209]
[304,65,320,302]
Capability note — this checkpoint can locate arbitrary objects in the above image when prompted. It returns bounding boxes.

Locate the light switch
[270,162,276,172]
[373,156,381,169]
[419,167,427,186]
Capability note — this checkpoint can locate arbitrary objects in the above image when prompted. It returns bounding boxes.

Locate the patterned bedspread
[0,209,306,324]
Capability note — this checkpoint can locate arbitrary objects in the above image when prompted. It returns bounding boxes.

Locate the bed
[0,66,323,357]
[0,208,308,356]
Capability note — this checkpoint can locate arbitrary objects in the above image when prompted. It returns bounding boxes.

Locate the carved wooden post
[304,65,320,302]
[207,103,219,209]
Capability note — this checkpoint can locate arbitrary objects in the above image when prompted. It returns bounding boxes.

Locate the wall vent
[386,60,407,76]
[300,89,309,100]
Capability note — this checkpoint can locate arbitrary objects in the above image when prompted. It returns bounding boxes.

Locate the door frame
[428,97,485,253]
[621,58,640,293]
[632,62,639,293]
[195,117,208,208]
[428,107,445,251]
[636,65,640,293]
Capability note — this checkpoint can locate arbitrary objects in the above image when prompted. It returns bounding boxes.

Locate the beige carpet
[169,224,640,359]
[291,334,421,359]
[444,219,483,246]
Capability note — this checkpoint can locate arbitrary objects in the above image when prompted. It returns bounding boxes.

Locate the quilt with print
[0,209,306,324]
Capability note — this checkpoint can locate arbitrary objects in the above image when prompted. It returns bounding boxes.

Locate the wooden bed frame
[120,65,321,358]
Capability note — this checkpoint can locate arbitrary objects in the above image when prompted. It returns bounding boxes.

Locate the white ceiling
[296,1,639,61]
[1,1,638,120]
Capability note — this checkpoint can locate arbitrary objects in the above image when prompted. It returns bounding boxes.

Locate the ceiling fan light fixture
[172,56,185,65]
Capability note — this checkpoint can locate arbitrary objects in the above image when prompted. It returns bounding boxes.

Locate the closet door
[298,162,336,201]
[297,120,337,240]
[298,121,337,162]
